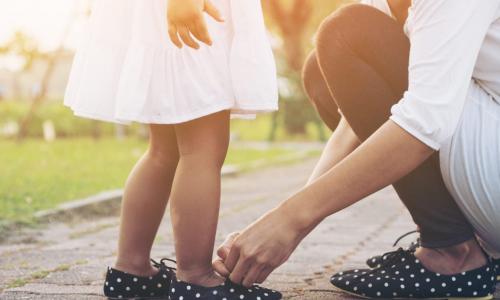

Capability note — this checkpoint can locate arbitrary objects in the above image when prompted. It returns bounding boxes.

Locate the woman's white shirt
[363,0,500,150]
[390,0,500,150]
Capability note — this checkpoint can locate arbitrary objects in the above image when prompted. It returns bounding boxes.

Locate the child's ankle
[114,258,158,277]
[176,267,224,287]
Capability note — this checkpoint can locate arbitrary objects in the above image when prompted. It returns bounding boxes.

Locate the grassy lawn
[0,138,299,224]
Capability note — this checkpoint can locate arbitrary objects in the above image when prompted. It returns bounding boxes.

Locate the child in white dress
[64,0,281,299]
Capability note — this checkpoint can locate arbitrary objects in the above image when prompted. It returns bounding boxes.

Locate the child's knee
[147,145,180,169]
[178,145,227,170]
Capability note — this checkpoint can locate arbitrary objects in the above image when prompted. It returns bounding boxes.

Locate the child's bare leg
[170,111,230,287]
[115,125,179,276]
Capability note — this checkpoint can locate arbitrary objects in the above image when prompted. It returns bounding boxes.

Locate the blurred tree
[0,32,47,102]
[263,0,350,138]
[0,31,46,71]
[5,2,85,140]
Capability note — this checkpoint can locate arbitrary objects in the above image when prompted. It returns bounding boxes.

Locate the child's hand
[167,0,224,49]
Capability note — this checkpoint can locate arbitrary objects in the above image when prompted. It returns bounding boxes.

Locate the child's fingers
[168,24,183,48]
[190,18,212,46]
[204,0,224,22]
[212,258,230,277]
[178,26,200,49]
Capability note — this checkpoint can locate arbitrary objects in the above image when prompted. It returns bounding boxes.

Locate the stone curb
[32,165,240,224]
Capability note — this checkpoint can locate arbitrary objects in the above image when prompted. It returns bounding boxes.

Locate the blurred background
[0,0,351,236]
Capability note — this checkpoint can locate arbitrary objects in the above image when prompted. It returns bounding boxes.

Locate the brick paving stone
[1,158,498,299]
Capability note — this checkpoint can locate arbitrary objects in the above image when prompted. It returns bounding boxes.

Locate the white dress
[64,0,278,124]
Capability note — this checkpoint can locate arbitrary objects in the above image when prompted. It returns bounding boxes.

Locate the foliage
[263,0,352,135]
[0,31,46,71]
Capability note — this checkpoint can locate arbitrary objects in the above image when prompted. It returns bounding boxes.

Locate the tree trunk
[17,52,59,140]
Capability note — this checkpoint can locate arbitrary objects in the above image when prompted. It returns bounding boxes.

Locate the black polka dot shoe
[494,258,500,282]
[104,258,176,299]
[367,230,420,269]
[330,249,497,299]
[168,277,282,300]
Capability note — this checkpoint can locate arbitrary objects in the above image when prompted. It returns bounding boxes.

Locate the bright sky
[0,0,91,51]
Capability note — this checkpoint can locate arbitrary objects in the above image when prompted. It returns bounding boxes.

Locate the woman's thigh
[440,83,500,257]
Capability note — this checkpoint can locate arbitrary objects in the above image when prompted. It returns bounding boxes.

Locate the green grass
[0,138,297,223]
[231,114,330,142]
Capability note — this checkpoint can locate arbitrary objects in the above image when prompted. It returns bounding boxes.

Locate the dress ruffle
[64,0,278,124]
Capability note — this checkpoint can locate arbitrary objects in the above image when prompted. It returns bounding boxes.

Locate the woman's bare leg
[115,125,179,276]
[170,111,230,287]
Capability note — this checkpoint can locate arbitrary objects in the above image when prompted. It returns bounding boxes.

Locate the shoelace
[151,258,177,273]
[391,230,419,247]
[368,230,419,267]
[370,248,412,273]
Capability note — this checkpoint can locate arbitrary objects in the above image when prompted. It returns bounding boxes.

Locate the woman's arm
[308,118,360,184]
[167,0,223,49]
[222,121,432,287]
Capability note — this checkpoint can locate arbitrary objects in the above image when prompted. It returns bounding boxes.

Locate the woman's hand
[213,208,309,287]
[167,0,224,49]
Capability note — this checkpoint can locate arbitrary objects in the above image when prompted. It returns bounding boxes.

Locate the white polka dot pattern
[168,278,282,300]
[331,250,497,299]
[103,261,174,299]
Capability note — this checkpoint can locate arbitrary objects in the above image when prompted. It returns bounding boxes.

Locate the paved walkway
[0,159,498,299]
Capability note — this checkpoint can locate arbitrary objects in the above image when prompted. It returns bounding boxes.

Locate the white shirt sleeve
[390,0,500,150]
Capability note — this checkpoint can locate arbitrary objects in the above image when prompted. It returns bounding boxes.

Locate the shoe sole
[332,285,494,300]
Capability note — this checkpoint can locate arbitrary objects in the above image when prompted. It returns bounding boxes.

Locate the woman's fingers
[242,265,263,287]
[212,258,231,277]
[256,266,274,284]
[168,24,183,48]
[204,0,224,22]
[217,232,240,260]
[229,256,251,285]
[178,26,200,49]
[223,245,240,274]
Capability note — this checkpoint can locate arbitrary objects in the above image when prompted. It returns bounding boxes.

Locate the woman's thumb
[204,0,224,22]
[217,232,239,259]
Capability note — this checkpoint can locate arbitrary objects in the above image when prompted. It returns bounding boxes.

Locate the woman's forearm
[308,118,361,184]
[280,120,434,234]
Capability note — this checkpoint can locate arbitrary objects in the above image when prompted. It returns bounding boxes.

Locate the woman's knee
[316,4,380,61]
[302,51,341,130]
[302,51,324,105]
